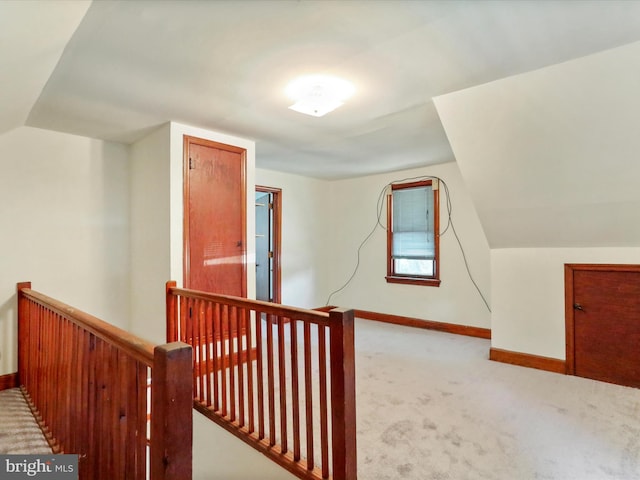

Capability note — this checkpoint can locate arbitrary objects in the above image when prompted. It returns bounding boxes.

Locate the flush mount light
[285,75,355,117]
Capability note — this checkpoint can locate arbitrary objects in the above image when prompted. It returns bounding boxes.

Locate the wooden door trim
[256,185,282,304]
[564,264,576,375]
[183,135,247,296]
[565,263,640,375]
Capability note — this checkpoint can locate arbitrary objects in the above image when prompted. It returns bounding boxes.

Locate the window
[386,180,440,286]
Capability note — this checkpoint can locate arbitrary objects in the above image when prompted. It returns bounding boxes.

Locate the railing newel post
[150,342,193,480]
[329,308,357,480]
[16,282,32,387]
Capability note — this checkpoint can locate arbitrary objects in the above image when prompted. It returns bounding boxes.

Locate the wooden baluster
[237,308,246,428]
[318,325,329,478]
[303,322,314,471]
[16,282,31,389]
[102,342,114,478]
[179,294,188,344]
[51,313,61,449]
[109,345,122,477]
[72,324,82,455]
[67,319,75,452]
[93,339,105,477]
[135,363,147,480]
[290,318,301,461]
[212,303,221,412]
[88,335,99,477]
[256,311,265,440]
[47,309,56,441]
[220,304,228,417]
[40,308,50,445]
[192,299,202,402]
[187,298,196,400]
[246,310,254,434]
[34,304,41,410]
[38,306,47,428]
[229,306,237,422]
[79,330,90,474]
[166,281,178,343]
[123,356,137,477]
[61,317,72,452]
[277,315,288,453]
[266,314,276,445]
[204,301,213,408]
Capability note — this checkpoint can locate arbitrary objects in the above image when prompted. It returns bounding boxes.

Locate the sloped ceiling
[0,1,90,135]
[434,40,640,248]
[3,1,640,180]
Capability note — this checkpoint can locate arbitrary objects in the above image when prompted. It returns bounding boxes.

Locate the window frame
[386,180,441,287]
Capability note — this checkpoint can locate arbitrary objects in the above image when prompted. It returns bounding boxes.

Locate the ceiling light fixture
[285,74,355,117]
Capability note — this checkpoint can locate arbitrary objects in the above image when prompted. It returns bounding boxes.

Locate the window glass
[387,181,440,286]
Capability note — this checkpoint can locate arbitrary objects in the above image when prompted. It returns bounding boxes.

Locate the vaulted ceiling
[4,0,640,180]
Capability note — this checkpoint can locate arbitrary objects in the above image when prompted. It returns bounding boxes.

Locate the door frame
[564,263,640,375]
[183,135,247,294]
[256,185,282,304]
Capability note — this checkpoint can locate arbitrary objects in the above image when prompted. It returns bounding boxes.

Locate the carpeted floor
[355,319,640,480]
[0,388,52,454]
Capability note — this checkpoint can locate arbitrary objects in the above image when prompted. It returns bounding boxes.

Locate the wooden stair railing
[17,282,193,480]
[166,281,357,480]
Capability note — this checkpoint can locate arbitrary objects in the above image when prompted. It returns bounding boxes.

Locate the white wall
[192,412,296,480]
[0,126,130,375]
[492,247,640,360]
[129,123,171,344]
[435,40,640,358]
[327,162,491,328]
[434,40,640,249]
[256,168,331,309]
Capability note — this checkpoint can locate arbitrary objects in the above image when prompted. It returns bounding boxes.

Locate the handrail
[170,287,332,326]
[17,282,193,480]
[166,281,357,480]
[20,287,155,366]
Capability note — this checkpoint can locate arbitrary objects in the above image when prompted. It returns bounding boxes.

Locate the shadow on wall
[85,140,131,328]
[0,295,17,375]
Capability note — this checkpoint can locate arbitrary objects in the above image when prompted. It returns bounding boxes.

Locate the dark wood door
[566,264,640,388]
[184,136,246,297]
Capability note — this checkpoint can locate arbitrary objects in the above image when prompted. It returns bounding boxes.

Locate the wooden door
[565,264,640,388]
[184,135,246,297]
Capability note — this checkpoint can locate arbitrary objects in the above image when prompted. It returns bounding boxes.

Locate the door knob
[573,303,584,311]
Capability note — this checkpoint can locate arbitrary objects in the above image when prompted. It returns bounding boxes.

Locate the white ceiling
[5,0,640,179]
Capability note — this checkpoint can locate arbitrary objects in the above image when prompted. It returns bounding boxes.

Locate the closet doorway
[255,186,281,303]
[565,263,640,388]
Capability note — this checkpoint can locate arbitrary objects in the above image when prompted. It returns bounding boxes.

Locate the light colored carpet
[0,388,52,454]
[355,319,640,480]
